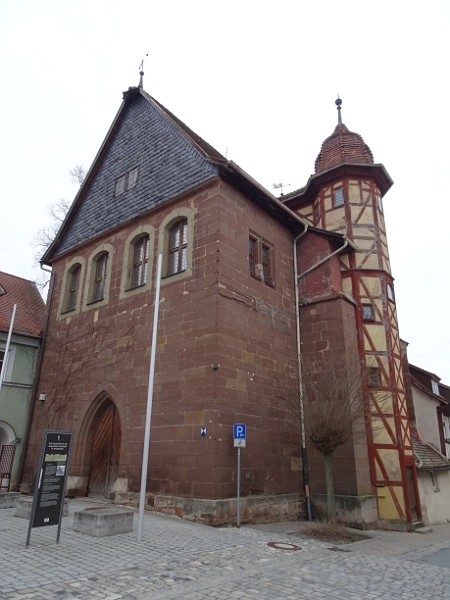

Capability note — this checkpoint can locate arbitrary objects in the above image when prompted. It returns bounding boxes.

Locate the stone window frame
[82,243,114,312]
[58,256,86,319]
[249,231,275,287]
[120,225,155,300]
[158,207,194,285]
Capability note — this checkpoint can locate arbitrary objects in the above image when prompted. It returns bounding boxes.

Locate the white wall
[413,384,442,451]
[417,470,450,525]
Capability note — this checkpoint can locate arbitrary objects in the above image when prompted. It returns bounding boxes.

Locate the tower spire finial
[335,94,342,125]
[138,54,148,89]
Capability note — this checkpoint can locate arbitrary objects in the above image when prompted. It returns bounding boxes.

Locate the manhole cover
[268,542,302,551]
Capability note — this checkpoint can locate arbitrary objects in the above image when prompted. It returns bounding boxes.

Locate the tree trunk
[323,453,335,520]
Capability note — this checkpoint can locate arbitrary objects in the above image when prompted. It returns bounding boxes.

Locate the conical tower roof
[314,123,374,174]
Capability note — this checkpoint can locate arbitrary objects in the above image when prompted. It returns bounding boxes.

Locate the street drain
[268,542,301,551]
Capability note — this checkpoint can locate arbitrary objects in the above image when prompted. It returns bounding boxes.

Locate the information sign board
[26,430,73,546]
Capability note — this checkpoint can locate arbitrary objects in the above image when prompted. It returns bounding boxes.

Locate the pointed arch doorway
[88,400,121,498]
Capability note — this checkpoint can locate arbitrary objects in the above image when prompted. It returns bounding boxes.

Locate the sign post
[233,423,246,527]
[26,430,73,547]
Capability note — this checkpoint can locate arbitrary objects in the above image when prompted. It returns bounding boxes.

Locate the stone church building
[21,81,419,528]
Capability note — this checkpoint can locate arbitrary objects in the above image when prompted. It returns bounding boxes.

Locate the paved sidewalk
[1,497,449,599]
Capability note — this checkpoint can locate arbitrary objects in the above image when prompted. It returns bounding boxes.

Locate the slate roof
[43,87,309,263]
[0,272,45,338]
[412,432,450,471]
[53,90,221,257]
[314,123,374,174]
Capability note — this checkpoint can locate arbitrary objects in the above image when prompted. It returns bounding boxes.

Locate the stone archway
[87,400,121,498]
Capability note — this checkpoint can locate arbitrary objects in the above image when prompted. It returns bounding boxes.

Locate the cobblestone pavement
[1,497,450,599]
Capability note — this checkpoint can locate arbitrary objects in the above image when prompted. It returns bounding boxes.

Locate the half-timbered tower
[284,99,419,526]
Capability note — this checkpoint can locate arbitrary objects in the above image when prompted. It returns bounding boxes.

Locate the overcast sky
[1,1,449,383]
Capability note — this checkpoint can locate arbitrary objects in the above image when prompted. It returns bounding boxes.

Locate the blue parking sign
[234,423,246,438]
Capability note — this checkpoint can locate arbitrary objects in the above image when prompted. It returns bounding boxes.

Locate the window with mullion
[132,236,149,288]
[169,220,188,275]
[93,254,108,302]
[249,237,256,276]
[67,266,80,311]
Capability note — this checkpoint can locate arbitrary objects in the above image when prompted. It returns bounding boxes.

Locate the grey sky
[1,0,449,382]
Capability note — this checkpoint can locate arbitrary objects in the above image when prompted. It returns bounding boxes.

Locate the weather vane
[138,54,148,89]
[273,183,290,197]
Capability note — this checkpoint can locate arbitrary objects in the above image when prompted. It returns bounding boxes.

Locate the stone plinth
[15,496,70,519]
[0,492,21,509]
[72,508,134,537]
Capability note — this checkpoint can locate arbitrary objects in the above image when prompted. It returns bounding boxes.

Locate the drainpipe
[297,237,349,280]
[293,232,349,522]
[16,266,55,490]
[293,224,312,521]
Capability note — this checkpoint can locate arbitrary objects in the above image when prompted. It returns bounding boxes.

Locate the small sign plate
[233,423,246,447]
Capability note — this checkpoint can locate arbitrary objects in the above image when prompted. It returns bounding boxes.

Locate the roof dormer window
[431,380,439,395]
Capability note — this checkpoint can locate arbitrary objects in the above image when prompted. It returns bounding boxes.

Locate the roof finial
[335,94,342,125]
[138,54,148,89]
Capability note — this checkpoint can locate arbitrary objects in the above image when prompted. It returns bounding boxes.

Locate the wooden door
[88,402,121,497]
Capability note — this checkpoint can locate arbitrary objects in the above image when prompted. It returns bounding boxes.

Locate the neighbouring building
[401,341,450,525]
[0,272,45,491]
[21,81,419,528]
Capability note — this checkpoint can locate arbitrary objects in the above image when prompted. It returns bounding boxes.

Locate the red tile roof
[0,272,45,338]
[315,123,374,174]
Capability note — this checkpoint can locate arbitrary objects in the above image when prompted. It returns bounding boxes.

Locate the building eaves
[412,432,450,471]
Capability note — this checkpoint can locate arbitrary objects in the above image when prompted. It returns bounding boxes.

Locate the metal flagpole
[237,448,241,527]
[137,253,162,542]
[0,304,16,393]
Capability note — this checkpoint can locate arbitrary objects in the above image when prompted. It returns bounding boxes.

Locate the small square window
[368,367,381,388]
[115,176,126,197]
[128,167,139,190]
[333,188,344,207]
[363,304,375,321]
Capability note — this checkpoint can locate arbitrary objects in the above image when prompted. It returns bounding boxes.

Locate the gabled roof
[0,272,45,339]
[42,87,308,263]
[412,431,450,471]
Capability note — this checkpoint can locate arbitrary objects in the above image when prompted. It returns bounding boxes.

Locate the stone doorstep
[0,492,21,509]
[111,492,302,526]
[15,496,70,519]
[72,508,134,537]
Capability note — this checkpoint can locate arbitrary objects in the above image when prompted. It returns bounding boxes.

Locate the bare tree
[278,352,374,520]
[31,165,85,292]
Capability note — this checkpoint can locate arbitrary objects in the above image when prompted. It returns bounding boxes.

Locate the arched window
[168,219,188,275]
[93,253,108,302]
[132,235,149,288]
[67,265,81,312]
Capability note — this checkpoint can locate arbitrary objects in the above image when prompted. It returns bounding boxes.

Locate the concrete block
[72,508,134,537]
[0,492,21,509]
[15,496,70,519]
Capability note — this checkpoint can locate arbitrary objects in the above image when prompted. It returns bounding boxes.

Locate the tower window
[368,367,381,388]
[387,283,395,303]
[333,188,344,207]
[363,304,375,321]
[93,253,108,302]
